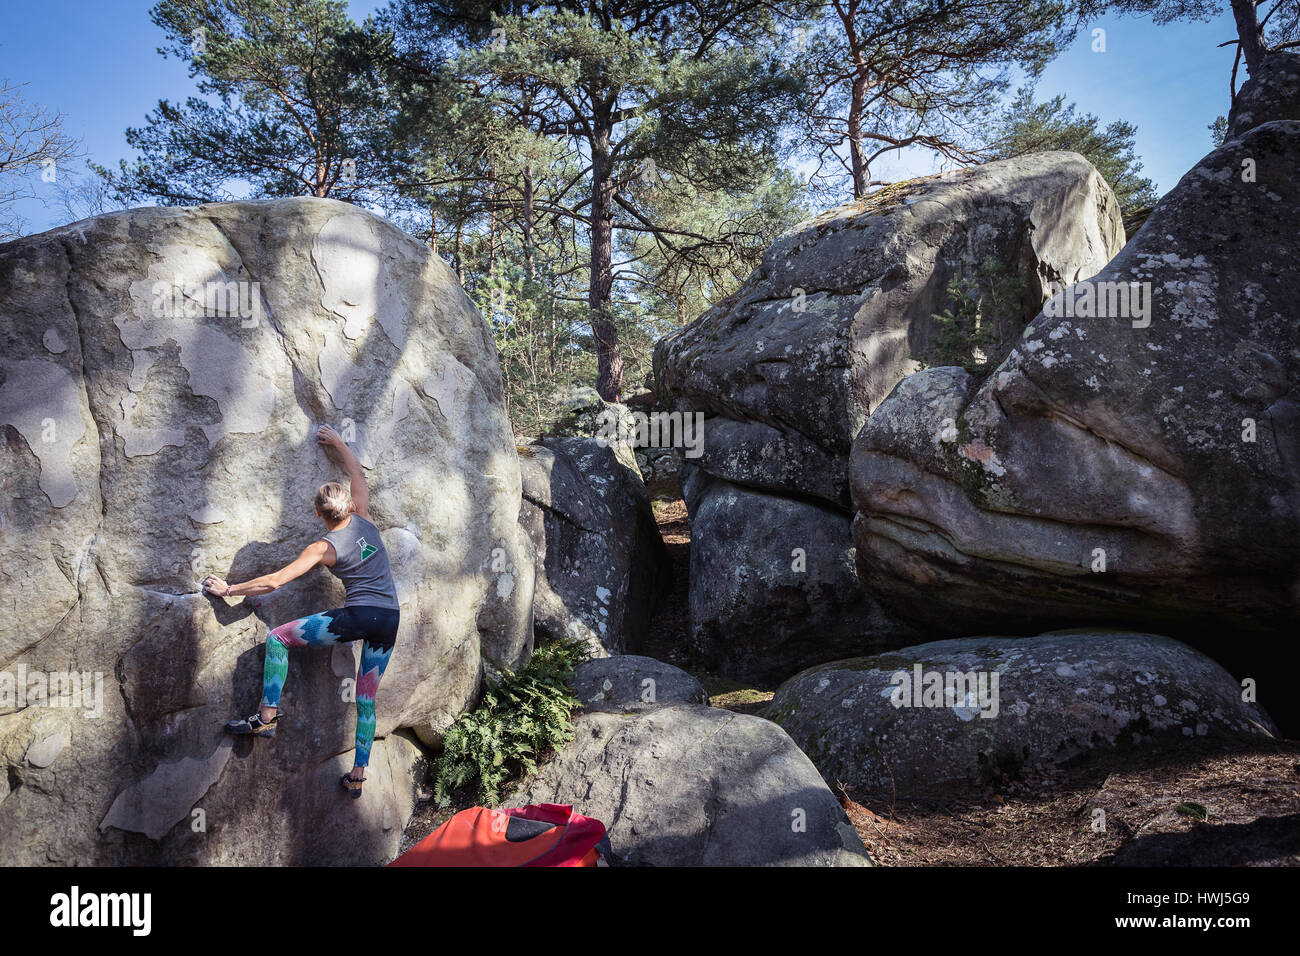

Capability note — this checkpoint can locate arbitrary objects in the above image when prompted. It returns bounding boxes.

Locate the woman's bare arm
[204,541,330,598]
[316,424,369,519]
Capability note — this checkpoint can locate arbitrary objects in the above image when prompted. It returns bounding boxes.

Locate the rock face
[656,152,1124,481]
[0,198,534,864]
[509,655,871,866]
[518,437,671,655]
[636,445,680,485]
[566,654,709,713]
[1227,52,1300,137]
[849,59,1300,717]
[768,632,1278,800]
[550,385,682,486]
[548,385,623,440]
[655,153,1124,682]
[680,464,916,685]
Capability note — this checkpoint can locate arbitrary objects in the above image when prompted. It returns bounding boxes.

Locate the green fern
[433,639,588,807]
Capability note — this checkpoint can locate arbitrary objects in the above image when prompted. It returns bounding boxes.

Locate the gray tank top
[320,514,400,609]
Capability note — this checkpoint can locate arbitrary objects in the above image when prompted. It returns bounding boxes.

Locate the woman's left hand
[316,424,345,448]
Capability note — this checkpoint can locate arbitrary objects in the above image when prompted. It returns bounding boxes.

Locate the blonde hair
[314,481,353,523]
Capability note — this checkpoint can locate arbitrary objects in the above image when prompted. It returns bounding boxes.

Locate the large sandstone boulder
[681,464,916,685]
[0,197,534,864]
[656,153,1124,682]
[849,56,1300,728]
[768,631,1277,800]
[509,655,871,866]
[567,654,709,713]
[1227,52,1300,137]
[656,152,1124,483]
[548,384,623,440]
[517,436,671,655]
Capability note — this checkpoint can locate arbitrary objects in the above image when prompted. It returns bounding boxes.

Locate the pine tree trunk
[839,0,870,199]
[488,175,498,277]
[589,113,623,401]
[523,163,535,282]
[1231,0,1266,74]
[848,74,869,199]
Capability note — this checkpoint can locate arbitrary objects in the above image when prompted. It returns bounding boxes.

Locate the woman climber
[203,425,399,799]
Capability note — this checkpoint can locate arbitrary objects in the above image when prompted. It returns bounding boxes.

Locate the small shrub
[919,257,1027,376]
[433,639,588,807]
[1174,801,1210,822]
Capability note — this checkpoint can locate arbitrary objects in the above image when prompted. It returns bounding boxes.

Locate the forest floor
[840,739,1300,866]
[640,492,1300,867]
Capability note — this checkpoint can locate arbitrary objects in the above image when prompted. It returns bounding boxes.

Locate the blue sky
[1,0,1240,234]
[867,11,1239,189]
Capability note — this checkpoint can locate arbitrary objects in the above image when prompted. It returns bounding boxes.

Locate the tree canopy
[98,0,390,205]
[987,87,1160,216]
[42,0,1185,424]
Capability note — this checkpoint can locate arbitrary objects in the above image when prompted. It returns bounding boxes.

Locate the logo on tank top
[357,537,378,561]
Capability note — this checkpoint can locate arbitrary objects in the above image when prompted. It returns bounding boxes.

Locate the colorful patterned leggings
[260,605,399,769]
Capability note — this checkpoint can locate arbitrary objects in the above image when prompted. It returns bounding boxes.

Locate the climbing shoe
[224,712,281,737]
[341,772,364,799]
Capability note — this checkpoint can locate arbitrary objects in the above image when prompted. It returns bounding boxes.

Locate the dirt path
[638,490,779,714]
[637,494,692,671]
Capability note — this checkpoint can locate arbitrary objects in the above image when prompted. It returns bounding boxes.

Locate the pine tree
[793,0,1076,201]
[96,0,389,205]
[987,87,1160,217]
[387,1,803,400]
